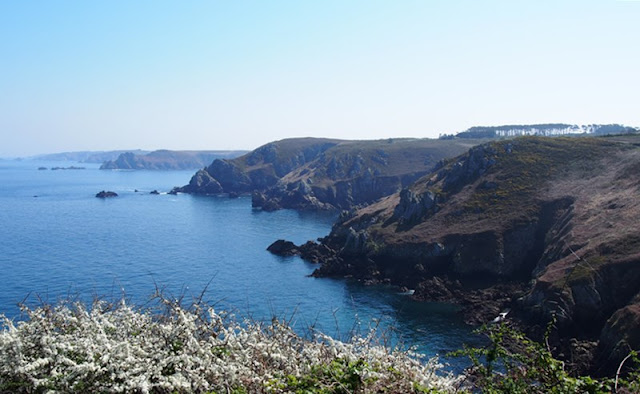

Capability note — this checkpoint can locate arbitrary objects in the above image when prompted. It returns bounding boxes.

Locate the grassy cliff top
[345,135,640,245]
[218,136,489,184]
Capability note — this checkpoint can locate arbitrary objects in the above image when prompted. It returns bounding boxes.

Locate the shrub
[0,297,460,393]
[450,322,640,393]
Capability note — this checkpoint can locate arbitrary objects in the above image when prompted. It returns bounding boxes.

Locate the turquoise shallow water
[0,159,479,371]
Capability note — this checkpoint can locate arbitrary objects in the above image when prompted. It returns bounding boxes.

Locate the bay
[0,160,479,371]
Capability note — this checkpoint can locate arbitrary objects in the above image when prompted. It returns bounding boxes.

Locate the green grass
[450,322,640,393]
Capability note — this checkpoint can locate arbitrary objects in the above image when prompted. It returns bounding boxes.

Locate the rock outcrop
[179,137,486,211]
[186,169,223,194]
[281,135,640,373]
[180,138,340,197]
[266,240,298,256]
[596,302,640,375]
[95,190,118,198]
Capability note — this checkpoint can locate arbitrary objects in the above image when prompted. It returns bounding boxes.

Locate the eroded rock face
[342,228,370,256]
[392,189,437,224]
[179,137,480,211]
[187,169,223,194]
[298,241,336,264]
[524,252,640,335]
[414,277,455,302]
[596,302,640,375]
[207,160,254,192]
[316,210,555,281]
[179,139,339,197]
[101,152,137,169]
[441,144,498,192]
[251,168,427,211]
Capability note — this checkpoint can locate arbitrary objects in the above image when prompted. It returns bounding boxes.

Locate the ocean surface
[0,159,479,371]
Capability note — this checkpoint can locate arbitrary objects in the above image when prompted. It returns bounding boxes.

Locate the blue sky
[1,1,638,156]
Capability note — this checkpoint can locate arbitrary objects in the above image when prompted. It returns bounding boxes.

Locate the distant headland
[99,150,248,170]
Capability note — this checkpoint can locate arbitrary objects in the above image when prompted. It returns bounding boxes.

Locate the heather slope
[179,137,484,210]
[305,135,640,372]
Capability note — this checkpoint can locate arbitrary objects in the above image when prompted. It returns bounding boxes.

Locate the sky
[1,0,639,157]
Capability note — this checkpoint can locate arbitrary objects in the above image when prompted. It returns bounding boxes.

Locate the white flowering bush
[0,297,463,393]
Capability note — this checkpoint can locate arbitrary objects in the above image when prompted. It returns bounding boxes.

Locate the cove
[0,160,479,372]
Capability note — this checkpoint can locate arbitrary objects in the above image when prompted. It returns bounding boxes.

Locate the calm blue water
[0,160,478,370]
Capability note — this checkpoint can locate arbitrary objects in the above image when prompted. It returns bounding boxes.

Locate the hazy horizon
[2,1,639,157]
[3,123,638,159]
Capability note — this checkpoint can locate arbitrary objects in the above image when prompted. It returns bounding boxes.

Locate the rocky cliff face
[179,138,340,195]
[179,137,484,209]
[281,135,640,372]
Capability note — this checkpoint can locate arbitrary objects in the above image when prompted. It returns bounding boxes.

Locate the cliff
[99,150,247,170]
[283,135,640,373]
[179,137,485,210]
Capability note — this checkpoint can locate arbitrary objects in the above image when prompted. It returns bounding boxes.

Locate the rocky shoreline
[266,135,640,375]
[267,237,610,376]
[267,239,523,326]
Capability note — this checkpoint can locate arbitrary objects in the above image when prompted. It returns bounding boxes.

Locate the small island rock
[267,240,298,256]
[96,190,118,198]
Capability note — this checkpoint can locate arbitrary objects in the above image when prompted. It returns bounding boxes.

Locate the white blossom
[0,299,463,393]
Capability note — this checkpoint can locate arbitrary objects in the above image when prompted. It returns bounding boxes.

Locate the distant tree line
[590,124,638,135]
[439,124,638,140]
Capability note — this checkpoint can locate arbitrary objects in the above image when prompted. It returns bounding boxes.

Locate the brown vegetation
[303,135,640,373]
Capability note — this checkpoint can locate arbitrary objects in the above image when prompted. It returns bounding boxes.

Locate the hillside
[281,135,640,373]
[99,150,247,170]
[178,137,485,210]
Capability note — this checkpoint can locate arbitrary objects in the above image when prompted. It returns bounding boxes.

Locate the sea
[0,159,480,372]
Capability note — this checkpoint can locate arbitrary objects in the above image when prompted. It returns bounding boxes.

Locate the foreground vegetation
[0,298,459,393]
[1,298,638,393]
[453,323,639,393]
